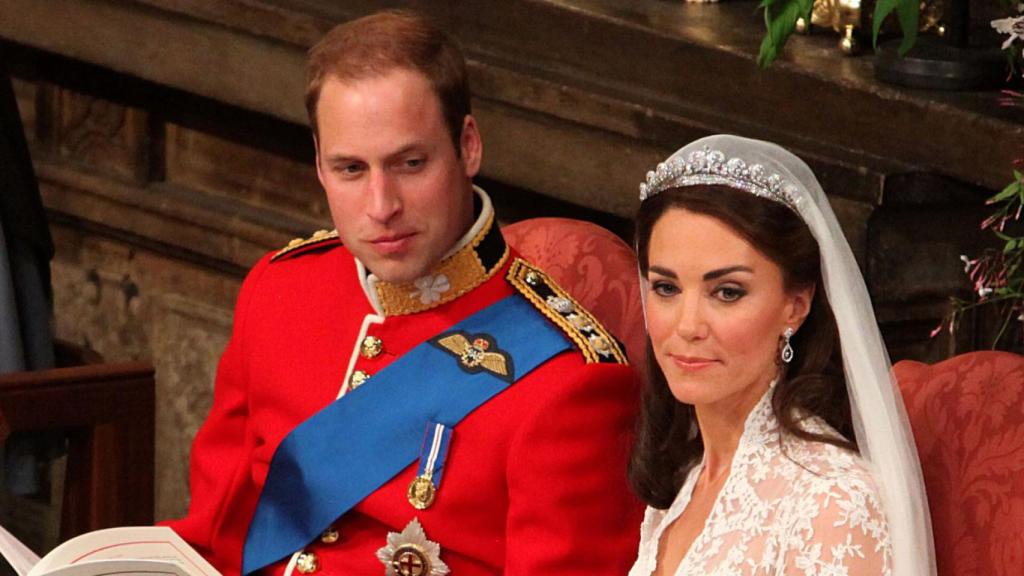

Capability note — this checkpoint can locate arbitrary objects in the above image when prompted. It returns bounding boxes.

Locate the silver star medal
[376,518,450,576]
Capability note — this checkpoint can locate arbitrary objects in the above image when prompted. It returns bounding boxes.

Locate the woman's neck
[694,379,773,478]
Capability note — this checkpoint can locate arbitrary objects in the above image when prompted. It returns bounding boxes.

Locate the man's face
[315,68,481,284]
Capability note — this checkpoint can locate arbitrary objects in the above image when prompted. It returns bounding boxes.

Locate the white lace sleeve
[780,472,892,576]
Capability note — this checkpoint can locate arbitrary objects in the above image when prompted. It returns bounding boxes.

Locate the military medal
[407,422,452,510]
[376,518,449,576]
[407,476,436,509]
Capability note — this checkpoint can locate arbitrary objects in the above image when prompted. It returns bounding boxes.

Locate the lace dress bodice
[629,391,892,576]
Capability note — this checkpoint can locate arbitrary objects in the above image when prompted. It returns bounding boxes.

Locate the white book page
[0,523,41,576]
[40,559,188,576]
[28,527,218,576]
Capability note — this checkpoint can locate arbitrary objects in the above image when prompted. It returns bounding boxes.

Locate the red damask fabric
[894,352,1024,576]
[503,218,645,364]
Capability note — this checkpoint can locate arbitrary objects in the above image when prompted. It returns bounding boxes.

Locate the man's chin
[362,257,433,284]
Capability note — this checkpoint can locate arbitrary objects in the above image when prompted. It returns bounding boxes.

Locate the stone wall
[11,70,323,521]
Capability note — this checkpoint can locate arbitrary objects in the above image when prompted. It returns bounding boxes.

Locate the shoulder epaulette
[271,229,341,262]
[506,258,628,365]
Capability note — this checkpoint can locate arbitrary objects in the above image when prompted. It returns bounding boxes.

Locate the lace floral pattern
[630,391,892,576]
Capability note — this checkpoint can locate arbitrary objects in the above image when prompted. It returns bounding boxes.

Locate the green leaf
[758,0,814,68]
[990,180,1023,203]
[894,0,919,55]
[872,0,897,49]
[872,0,919,54]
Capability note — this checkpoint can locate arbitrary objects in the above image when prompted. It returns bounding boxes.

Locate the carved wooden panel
[164,123,326,224]
[56,89,153,184]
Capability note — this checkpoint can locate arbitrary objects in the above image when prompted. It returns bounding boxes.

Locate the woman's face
[644,208,812,412]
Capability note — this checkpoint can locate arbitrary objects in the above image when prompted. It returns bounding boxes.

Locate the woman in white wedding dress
[628,136,936,576]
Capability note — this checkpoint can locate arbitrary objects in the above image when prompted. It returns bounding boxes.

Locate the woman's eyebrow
[703,265,754,281]
[648,265,677,279]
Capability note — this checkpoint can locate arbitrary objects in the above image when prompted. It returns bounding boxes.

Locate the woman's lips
[669,355,719,371]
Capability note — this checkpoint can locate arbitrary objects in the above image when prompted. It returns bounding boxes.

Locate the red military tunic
[165,194,642,575]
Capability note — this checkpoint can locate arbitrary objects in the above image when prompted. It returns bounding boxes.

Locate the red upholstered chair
[894,351,1024,575]
[502,217,645,364]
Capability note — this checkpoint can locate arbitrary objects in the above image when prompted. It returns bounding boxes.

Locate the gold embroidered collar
[368,208,509,317]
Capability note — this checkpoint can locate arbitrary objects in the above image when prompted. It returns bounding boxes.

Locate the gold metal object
[361,336,383,359]
[377,518,449,576]
[507,259,628,365]
[295,552,320,574]
[839,24,859,55]
[808,0,943,55]
[392,545,430,576]
[407,475,437,510]
[588,334,613,357]
[350,370,371,390]
[372,212,508,316]
[320,526,339,544]
[567,313,593,332]
[434,334,510,377]
[273,229,340,261]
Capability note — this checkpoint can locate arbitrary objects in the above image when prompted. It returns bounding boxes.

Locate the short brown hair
[305,10,471,150]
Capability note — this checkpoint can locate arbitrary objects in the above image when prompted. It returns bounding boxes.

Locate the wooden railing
[0,362,154,540]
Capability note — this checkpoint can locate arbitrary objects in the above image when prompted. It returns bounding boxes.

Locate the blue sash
[242,294,572,574]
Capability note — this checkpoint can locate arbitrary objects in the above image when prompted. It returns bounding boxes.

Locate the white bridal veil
[638,135,936,576]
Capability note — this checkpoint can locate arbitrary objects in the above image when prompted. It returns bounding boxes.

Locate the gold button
[320,526,339,544]
[350,370,371,389]
[295,551,319,574]
[360,336,383,359]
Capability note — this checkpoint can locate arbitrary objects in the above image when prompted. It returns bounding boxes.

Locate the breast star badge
[376,518,450,576]
[429,331,515,383]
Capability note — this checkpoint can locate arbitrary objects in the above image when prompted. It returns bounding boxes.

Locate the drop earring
[780,327,795,364]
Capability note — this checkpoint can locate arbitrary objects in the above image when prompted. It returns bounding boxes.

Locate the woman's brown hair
[628,185,855,509]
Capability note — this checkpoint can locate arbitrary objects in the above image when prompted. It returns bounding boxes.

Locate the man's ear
[459,115,482,178]
[786,284,816,333]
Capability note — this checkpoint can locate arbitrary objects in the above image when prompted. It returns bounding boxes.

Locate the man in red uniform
[166,10,641,576]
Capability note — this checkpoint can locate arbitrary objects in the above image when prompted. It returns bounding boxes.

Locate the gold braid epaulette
[506,258,628,365]
[271,229,340,262]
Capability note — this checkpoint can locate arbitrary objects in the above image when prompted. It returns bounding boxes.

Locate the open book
[0,525,220,576]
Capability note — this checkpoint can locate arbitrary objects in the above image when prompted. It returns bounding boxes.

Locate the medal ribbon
[242,294,572,575]
[418,422,452,486]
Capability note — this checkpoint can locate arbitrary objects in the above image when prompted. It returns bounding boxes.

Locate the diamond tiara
[639,147,801,210]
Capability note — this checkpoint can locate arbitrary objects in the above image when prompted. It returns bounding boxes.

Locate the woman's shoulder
[770,424,884,504]
[771,430,893,573]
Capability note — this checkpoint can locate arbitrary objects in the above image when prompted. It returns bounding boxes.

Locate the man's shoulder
[240,229,352,295]
[504,257,628,366]
[270,229,344,263]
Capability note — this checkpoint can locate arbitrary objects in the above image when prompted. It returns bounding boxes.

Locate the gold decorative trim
[272,229,340,261]
[506,258,628,365]
[375,212,509,316]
